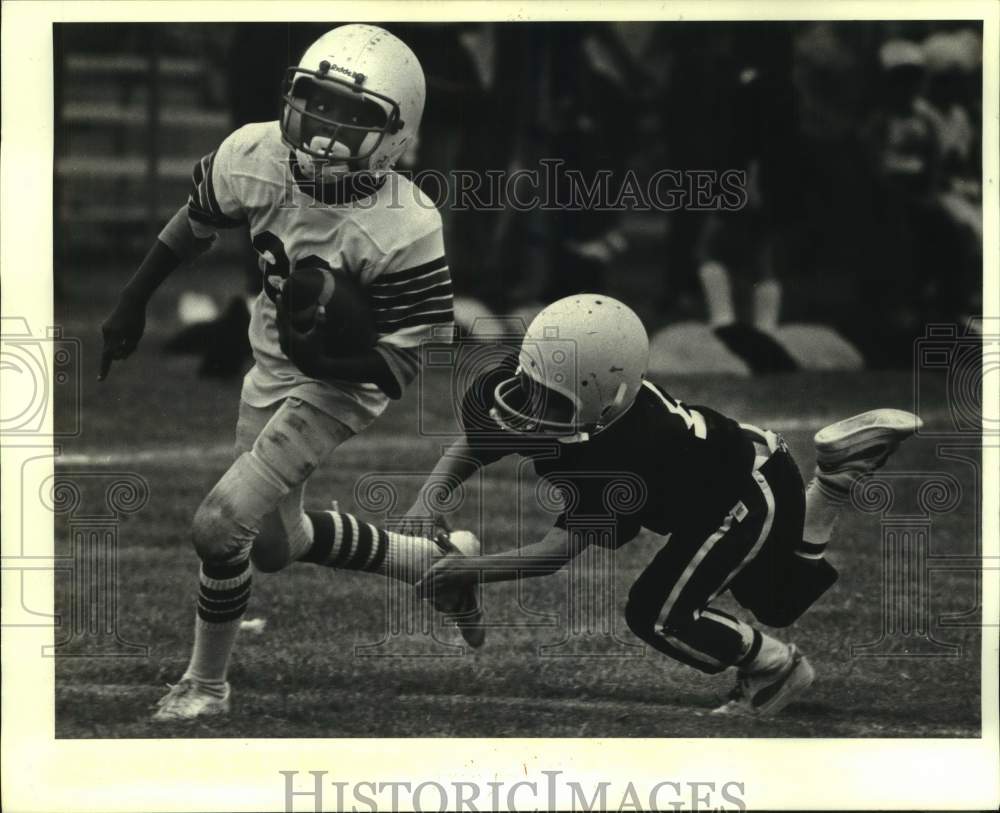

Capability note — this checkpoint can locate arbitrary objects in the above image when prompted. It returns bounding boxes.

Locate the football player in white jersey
[99,25,481,722]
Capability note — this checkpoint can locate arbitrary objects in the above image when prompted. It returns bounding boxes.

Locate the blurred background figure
[860,30,982,361]
[920,28,983,327]
[54,20,983,375]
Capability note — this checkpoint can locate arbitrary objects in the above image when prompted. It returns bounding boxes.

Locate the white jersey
[180,121,453,432]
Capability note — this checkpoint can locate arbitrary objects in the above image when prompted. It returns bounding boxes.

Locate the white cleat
[713,645,815,717]
[152,678,230,722]
[813,409,922,500]
[432,529,486,649]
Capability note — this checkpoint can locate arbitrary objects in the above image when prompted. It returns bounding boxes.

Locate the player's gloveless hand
[392,504,450,539]
[276,294,329,377]
[99,296,147,381]
[414,553,476,601]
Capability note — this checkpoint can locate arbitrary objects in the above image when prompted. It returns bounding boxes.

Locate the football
[282,266,377,357]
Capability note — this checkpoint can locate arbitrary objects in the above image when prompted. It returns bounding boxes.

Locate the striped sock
[183,559,252,689]
[301,510,440,584]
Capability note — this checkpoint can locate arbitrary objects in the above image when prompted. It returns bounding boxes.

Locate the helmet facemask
[491,367,581,437]
[281,62,404,175]
[489,294,649,443]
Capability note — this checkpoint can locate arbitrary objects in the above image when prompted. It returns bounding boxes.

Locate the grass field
[51,266,982,738]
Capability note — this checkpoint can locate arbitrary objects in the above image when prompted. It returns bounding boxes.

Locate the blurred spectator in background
[465,23,557,312]
[861,33,981,355]
[921,28,981,181]
[654,23,737,321]
[537,23,647,305]
[392,23,499,302]
[652,24,802,369]
[867,40,938,202]
[920,28,983,324]
[59,21,981,371]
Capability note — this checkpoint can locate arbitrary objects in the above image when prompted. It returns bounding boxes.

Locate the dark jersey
[460,354,756,547]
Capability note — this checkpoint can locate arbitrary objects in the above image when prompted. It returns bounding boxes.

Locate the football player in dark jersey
[412,294,921,715]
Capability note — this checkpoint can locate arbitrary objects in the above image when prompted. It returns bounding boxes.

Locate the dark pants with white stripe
[624,441,814,674]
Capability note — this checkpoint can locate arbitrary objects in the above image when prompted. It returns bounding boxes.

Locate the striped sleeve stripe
[373,256,448,286]
[374,293,454,315]
[189,154,208,210]
[189,153,215,214]
[187,151,244,228]
[370,281,453,306]
[369,269,451,296]
[188,204,244,229]
[204,154,223,219]
[376,308,454,333]
[375,299,454,325]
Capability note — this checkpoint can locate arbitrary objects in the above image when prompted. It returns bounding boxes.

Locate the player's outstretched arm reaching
[99,210,214,381]
[395,438,489,536]
[404,294,922,718]
[416,525,593,598]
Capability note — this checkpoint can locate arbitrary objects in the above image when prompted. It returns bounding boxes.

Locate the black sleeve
[552,475,643,549]
[554,509,642,549]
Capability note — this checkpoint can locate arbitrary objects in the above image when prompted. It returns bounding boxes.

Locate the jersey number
[644,382,708,439]
[252,230,335,304]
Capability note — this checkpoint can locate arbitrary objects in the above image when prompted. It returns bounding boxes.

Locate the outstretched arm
[415,526,590,599]
[99,207,214,380]
[393,438,489,536]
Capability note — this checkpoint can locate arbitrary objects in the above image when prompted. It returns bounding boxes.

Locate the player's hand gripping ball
[277,267,378,372]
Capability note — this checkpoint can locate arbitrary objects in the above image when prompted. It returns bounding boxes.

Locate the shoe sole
[710,698,747,715]
[814,409,922,460]
[754,654,815,717]
[152,697,231,722]
[153,704,229,723]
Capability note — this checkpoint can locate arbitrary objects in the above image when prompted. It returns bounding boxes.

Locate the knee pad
[192,453,285,565]
[191,496,249,565]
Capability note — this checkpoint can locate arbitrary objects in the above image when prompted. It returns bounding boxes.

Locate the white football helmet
[491,295,650,443]
[280,24,425,176]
